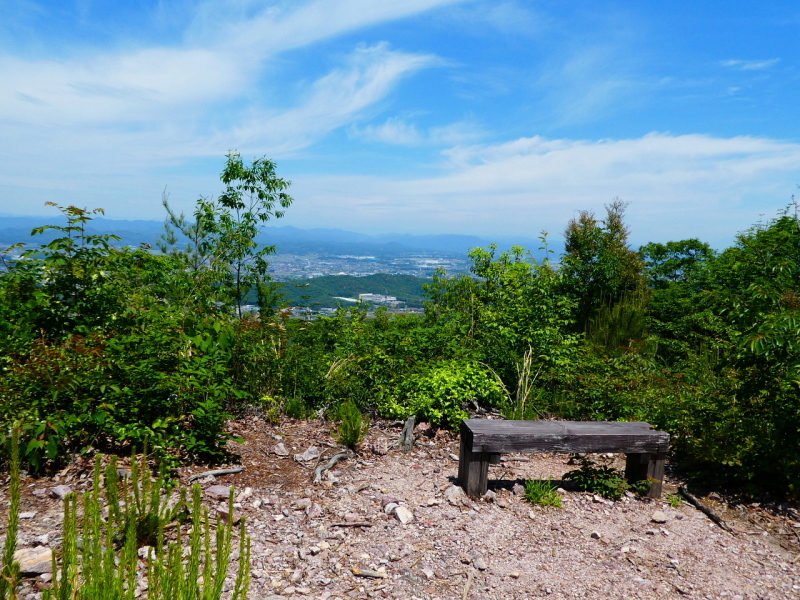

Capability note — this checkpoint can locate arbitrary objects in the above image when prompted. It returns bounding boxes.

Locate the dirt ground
[2,417,800,600]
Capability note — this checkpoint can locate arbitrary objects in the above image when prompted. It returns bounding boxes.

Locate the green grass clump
[333,400,369,449]
[524,478,563,508]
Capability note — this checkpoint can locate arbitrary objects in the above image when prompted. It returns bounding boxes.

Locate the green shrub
[563,458,631,500]
[524,478,563,508]
[381,360,506,427]
[332,400,369,449]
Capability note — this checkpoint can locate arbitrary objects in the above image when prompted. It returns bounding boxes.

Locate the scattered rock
[394,505,414,524]
[294,446,320,462]
[590,531,601,539]
[14,547,53,575]
[651,510,669,524]
[474,557,488,570]
[293,497,312,510]
[483,490,497,503]
[273,442,289,456]
[512,483,525,496]
[307,502,324,518]
[49,485,72,500]
[384,502,399,515]
[215,503,242,525]
[444,485,465,506]
[19,512,36,519]
[204,485,233,501]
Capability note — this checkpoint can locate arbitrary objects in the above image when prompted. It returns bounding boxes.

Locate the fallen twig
[313,449,354,484]
[331,521,373,527]
[679,485,734,534]
[350,568,386,579]
[501,456,531,462]
[187,466,244,482]
[461,569,474,600]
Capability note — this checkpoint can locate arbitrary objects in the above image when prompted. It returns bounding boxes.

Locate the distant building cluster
[358,293,397,303]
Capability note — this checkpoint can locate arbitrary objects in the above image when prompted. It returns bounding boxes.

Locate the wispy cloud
[288,133,800,244]
[350,115,482,146]
[720,58,780,71]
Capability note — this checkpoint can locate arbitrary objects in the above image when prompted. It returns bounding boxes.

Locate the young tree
[559,199,647,335]
[160,151,293,317]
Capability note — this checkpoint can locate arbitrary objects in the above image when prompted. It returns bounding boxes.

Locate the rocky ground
[2,417,800,600]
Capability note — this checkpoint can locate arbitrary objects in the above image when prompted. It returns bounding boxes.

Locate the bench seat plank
[465,420,669,455]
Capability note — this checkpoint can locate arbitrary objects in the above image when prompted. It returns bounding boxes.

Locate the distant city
[268,253,471,281]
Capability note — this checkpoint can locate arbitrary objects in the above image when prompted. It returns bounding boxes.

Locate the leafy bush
[381,360,506,427]
[524,479,563,508]
[563,458,632,500]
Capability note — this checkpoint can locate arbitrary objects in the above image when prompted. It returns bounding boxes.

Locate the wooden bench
[458,420,670,498]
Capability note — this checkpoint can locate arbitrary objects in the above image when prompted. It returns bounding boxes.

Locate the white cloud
[720,58,780,71]
[350,115,482,146]
[286,133,800,246]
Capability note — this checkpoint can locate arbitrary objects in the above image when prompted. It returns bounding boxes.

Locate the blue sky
[1,0,799,247]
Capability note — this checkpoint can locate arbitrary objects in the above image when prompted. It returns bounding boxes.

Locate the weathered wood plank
[464,420,669,455]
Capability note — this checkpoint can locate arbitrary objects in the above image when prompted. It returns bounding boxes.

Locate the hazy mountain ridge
[1,214,554,258]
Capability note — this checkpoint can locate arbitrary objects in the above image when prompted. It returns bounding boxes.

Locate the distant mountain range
[0,214,558,259]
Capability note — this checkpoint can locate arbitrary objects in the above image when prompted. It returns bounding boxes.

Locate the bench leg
[458,436,491,498]
[625,452,667,498]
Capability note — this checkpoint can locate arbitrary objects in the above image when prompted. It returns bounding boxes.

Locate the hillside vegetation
[273,274,429,308]
[1,154,799,499]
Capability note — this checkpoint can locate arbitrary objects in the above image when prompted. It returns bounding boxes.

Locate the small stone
[474,557,487,570]
[290,568,303,583]
[394,506,414,524]
[590,531,601,539]
[49,485,72,500]
[509,571,521,579]
[204,485,233,501]
[215,503,242,525]
[32,488,47,498]
[426,498,441,507]
[512,483,525,496]
[307,502,323,518]
[645,529,658,535]
[252,499,262,509]
[273,514,284,522]
[651,510,669,524]
[273,442,289,456]
[384,502,399,515]
[422,568,435,580]
[138,546,156,560]
[19,512,36,519]
[293,497,312,510]
[294,446,320,462]
[497,499,509,509]
[482,490,497,503]
[14,547,53,574]
[236,487,253,503]
[318,541,331,551]
[444,485,465,506]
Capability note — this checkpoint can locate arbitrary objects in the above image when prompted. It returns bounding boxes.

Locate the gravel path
[2,417,799,600]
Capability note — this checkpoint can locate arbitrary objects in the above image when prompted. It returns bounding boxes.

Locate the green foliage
[665,493,683,508]
[385,360,507,427]
[563,458,632,500]
[44,455,250,600]
[523,479,563,508]
[332,400,369,449]
[160,151,293,317]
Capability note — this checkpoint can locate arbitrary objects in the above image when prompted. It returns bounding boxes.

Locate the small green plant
[283,396,309,420]
[523,478,563,508]
[665,492,683,508]
[564,458,631,500]
[333,400,369,449]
